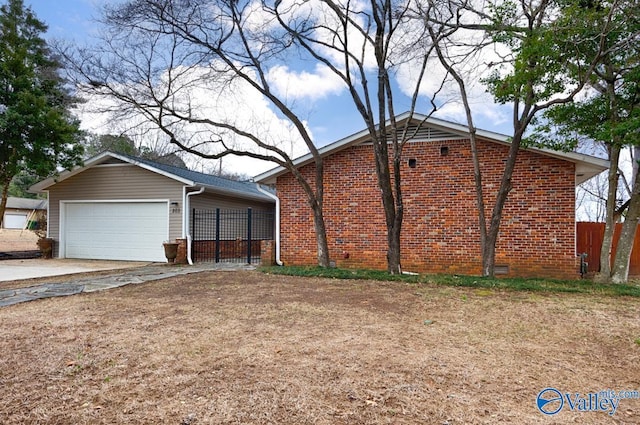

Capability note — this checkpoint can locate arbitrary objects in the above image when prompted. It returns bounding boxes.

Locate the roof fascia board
[30,151,196,192]
[254,113,609,184]
[200,184,275,203]
[255,113,474,182]
[30,151,112,192]
[113,156,195,186]
[416,117,609,171]
[254,126,374,183]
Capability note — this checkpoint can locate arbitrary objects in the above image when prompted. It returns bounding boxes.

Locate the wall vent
[495,265,510,275]
[385,125,461,143]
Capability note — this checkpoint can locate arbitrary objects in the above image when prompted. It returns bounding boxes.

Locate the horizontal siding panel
[50,165,183,199]
[190,193,274,212]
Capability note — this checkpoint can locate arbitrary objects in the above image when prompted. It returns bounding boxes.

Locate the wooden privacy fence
[576,222,640,276]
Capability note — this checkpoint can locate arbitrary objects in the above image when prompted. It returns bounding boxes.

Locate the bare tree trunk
[388,149,403,274]
[610,150,640,283]
[312,206,330,267]
[594,63,623,282]
[633,146,640,183]
[594,145,620,281]
[428,26,488,275]
[482,131,523,276]
[372,127,402,273]
[0,179,10,229]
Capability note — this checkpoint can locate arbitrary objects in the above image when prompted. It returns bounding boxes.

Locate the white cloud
[267,64,345,101]
[74,0,523,176]
[391,20,512,132]
[75,63,312,177]
[269,0,378,78]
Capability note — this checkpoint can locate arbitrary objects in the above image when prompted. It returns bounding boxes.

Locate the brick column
[175,238,188,264]
[261,240,276,266]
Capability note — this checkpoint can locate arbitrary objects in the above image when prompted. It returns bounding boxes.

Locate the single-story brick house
[2,197,47,229]
[30,152,275,263]
[255,112,609,279]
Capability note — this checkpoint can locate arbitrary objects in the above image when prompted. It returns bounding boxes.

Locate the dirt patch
[0,229,38,252]
[0,271,638,424]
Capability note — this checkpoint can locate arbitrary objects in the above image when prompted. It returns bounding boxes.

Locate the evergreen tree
[0,0,83,226]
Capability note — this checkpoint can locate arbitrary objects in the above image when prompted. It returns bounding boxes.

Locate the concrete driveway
[0,259,152,282]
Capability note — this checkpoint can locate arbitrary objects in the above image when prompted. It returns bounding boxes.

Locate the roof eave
[112,153,196,186]
[254,113,480,183]
[447,127,610,183]
[29,151,197,192]
[254,113,610,187]
[199,183,275,203]
[255,126,374,184]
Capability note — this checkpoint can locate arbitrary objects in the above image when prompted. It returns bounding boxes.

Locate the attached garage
[62,201,169,262]
[30,151,276,264]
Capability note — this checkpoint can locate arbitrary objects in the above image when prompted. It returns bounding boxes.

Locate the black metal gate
[191,208,274,264]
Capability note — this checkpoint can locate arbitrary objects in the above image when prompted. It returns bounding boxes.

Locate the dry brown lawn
[0,270,639,424]
[0,229,38,252]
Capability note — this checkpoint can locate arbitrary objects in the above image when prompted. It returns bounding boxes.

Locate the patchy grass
[1,270,639,424]
[261,266,640,297]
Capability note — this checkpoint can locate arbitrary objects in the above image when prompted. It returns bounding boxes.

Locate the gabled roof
[254,112,609,186]
[30,151,275,203]
[6,196,47,210]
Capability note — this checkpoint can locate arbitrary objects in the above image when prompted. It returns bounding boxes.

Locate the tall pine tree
[0,0,83,227]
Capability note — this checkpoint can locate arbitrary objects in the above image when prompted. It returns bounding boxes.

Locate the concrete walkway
[0,259,151,282]
[0,262,255,308]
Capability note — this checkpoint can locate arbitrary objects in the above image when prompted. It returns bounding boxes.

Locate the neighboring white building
[2,197,47,230]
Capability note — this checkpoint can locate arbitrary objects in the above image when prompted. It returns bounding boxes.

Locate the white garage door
[64,202,168,262]
[3,213,28,229]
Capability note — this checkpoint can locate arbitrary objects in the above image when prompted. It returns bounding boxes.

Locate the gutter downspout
[184,186,205,265]
[256,184,283,266]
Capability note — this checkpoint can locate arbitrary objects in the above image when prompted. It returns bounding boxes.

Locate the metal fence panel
[192,208,274,264]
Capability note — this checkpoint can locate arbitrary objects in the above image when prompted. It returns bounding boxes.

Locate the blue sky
[22,0,513,174]
[25,0,385,150]
[17,1,608,221]
[27,0,100,42]
[26,2,366,132]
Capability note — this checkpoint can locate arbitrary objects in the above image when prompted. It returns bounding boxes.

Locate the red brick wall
[192,240,263,261]
[276,138,579,279]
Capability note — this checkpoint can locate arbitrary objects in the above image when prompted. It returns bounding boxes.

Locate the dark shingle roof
[6,197,47,210]
[118,154,274,202]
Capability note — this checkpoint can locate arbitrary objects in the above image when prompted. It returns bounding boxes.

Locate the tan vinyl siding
[48,164,185,254]
[188,193,275,241]
[189,192,274,212]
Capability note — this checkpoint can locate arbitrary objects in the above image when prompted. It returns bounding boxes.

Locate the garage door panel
[64,202,168,262]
